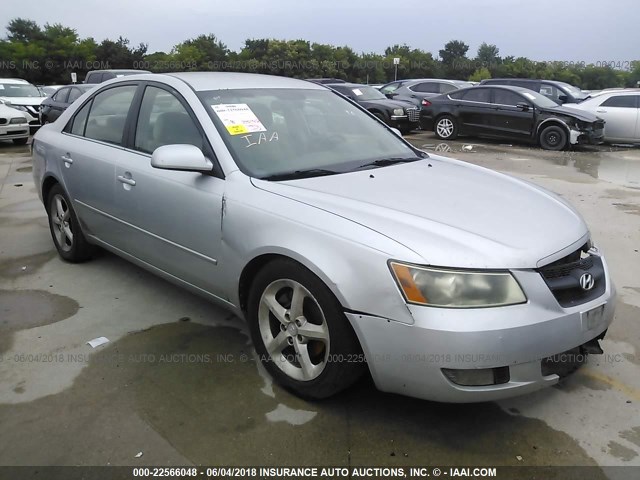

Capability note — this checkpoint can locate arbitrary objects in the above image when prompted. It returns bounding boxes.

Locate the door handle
[117,175,136,186]
[61,154,73,164]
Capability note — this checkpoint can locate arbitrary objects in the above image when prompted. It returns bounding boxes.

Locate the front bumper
[569,126,604,145]
[347,259,616,403]
[388,115,420,132]
[0,124,29,140]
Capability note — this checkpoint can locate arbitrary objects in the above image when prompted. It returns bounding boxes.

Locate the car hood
[541,105,600,122]
[0,96,44,106]
[252,156,589,269]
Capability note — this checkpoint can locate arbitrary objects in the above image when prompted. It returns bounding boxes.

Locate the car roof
[455,85,537,94]
[326,82,370,88]
[405,78,470,85]
[160,72,326,91]
[0,78,31,84]
[88,69,151,74]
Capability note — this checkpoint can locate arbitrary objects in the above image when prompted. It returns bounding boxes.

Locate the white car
[0,103,29,145]
[0,78,45,132]
[568,90,640,143]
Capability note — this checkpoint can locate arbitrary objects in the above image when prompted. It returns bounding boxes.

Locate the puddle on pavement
[607,441,638,461]
[0,321,607,475]
[0,289,79,353]
[16,166,32,173]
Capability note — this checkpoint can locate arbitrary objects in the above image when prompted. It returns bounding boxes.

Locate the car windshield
[349,86,387,100]
[519,90,562,108]
[0,83,42,97]
[557,82,587,99]
[198,88,419,179]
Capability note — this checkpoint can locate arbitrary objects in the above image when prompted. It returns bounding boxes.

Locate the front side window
[84,85,137,145]
[601,95,638,108]
[67,88,84,103]
[134,86,203,154]
[380,82,401,94]
[439,83,458,94]
[198,88,419,179]
[53,88,69,103]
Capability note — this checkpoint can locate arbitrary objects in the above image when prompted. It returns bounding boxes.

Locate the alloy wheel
[258,279,330,381]
[436,118,454,138]
[50,194,74,252]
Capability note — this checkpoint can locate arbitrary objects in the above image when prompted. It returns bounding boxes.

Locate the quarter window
[134,86,203,154]
[70,100,92,136]
[601,95,638,108]
[84,85,137,145]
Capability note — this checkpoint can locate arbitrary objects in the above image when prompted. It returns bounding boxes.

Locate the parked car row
[0,102,30,144]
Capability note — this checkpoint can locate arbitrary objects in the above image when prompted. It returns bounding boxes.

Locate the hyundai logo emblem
[579,273,595,291]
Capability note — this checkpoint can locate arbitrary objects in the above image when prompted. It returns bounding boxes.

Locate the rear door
[488,88,535,140]
[59,83,139,245]
[453,88,493,135]
[111,83,226,295]
[596,95,640,141]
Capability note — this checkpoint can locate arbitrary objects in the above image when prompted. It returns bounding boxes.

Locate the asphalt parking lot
[1,133,639,478]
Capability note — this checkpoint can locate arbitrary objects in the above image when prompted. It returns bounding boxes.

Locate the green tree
[439,40,471,78]
[469,67,491,82]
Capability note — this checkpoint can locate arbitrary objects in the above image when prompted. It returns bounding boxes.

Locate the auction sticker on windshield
[212,103,267,135]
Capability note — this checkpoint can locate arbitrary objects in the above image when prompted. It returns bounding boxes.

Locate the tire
[12,138,28,145]
[539,125,568,151]
[434,115,458,140]
[247,258,365,399]
[46,184,93,262]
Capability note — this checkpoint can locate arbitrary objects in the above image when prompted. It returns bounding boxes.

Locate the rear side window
[461,88,491,103]
[493,89,526,106]
[53,88,69,103]
[84,85,137,145]
[134,86,203,154]
[601,95,638,108]
[439,83,457,93]
[412,82,440,93]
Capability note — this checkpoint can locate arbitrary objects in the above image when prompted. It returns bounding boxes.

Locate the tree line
[1,18,639,89]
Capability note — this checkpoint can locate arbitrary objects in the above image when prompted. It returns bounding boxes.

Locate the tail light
[421,99,432,107]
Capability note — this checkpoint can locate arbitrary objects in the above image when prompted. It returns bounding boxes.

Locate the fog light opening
[442,367,510,386]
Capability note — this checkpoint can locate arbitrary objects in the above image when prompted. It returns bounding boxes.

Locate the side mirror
[558,95,568,103]
[385,93,397,99]
[151,144,213,173]
[516,103,530,111]
[390,127,402,137]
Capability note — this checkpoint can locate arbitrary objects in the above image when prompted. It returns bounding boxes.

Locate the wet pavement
[0,136,639,477]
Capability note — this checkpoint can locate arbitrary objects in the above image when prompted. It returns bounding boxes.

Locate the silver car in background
[568,90,640,143]
[32,72,616,402]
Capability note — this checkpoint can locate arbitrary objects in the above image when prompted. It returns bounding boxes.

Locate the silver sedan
[32,72,616,402]
[568,91,640,143]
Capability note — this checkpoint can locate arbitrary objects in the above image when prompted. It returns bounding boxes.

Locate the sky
[2,0,639,63]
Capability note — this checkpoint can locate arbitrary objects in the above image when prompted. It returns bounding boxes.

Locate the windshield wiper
[355,157,421,170]
[260,168,341,181]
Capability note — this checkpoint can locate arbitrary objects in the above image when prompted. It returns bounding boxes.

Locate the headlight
[8,105,28,112]
[390,262,526,308]
[392,108,404,116]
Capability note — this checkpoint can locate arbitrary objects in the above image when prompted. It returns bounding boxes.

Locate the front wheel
[46,184,93,262]
[434,115,458,140]
[247,259,365,399]
[539,125,568,151]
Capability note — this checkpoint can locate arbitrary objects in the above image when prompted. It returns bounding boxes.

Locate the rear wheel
[434,115,458,140]
[247,259,365,399]
[539,125,568,151]
[46,184,93,262]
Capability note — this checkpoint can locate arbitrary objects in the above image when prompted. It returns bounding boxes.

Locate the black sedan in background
[39,84,94,124]
[326,83,420,133]
[420,85,604,150]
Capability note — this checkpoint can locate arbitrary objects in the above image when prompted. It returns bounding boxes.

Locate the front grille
[538,246,606,308]
[406,107,420,123]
